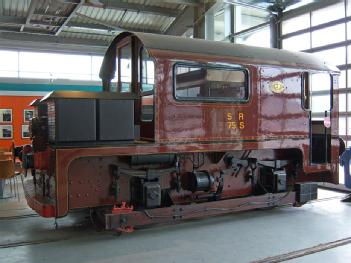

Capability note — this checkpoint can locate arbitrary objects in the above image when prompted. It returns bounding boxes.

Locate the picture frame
[0,125,13,139]
[0,109,12,123]
[22,124,30,139]
[24,109,34,122]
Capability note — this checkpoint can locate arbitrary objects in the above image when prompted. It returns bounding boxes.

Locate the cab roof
[100,31,339,81]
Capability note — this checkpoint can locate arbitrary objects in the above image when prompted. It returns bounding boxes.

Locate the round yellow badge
[270,81,285,93]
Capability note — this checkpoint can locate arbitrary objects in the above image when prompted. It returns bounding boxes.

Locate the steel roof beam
[0,31,108,54]
[0,16,161,34]
[74,12,161,34]
[88,0,179,17]
[165,6,194,35]
[0,16,26,26]
[20,0,38,32]
[160,0,201,6]
[55,0,84,36]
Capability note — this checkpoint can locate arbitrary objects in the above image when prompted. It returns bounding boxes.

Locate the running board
[105,192,296,231]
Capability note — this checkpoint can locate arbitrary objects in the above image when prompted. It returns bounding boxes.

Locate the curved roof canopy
[100,31,339,82]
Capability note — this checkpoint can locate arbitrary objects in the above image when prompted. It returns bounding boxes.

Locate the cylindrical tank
[181,171,214,192]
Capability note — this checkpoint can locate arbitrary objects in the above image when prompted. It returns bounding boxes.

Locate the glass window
[282,14,310,35]
[347,70,351,88]
[348,117,351,135]
[348,93,351,111]
[339,117,346,135]
[283,33,311,51]
[214,10,225,41]
[311,2,345,26]
[235,26,270,48]
[339,70,346,89]
[311,73,331,92]
[0,50,18,77]
[119,44,132,93]
[310,73,332,112]
[311,95,331,112]
[346,46,351,64]
[19,51,91,80]
[347,21,351,40]
[313,47,346,66]
[312,24,345,48]
[141,95,154,122]
[91,56,103,81]
[340,93,346,112]
[141,48,155,92]
[235,6,269,32]
[175,64,248,101]
[348,0,351,16]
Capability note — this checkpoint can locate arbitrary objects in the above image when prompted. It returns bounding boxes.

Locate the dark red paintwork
[25,32,341,223]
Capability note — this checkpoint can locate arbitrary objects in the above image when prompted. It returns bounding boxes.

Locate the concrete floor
[1,179,351,263]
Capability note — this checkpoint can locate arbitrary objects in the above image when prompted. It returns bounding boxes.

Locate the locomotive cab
[100,33,156,142]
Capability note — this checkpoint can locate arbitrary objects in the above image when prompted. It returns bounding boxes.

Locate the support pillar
[193,1,216,39]
[270,11,282,49]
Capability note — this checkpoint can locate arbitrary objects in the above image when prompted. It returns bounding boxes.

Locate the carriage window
[141,48,155,92]
[175,65,248,101]
[119,44,132,93]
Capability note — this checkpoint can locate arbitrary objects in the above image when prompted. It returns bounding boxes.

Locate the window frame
[173,62,250,103]
[139,47,155,95]
[117,42,133,93]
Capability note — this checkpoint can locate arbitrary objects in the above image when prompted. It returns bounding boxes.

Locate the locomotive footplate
[105,192,296,230]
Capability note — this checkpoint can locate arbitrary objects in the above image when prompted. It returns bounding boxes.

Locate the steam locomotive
[21,32,343,232]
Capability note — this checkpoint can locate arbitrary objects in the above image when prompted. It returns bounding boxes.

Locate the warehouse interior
[1,0,351,262]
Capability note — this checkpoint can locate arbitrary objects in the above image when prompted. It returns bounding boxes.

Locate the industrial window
[118,43,132,93]
[0,50,18,78]
[174,64,248,102]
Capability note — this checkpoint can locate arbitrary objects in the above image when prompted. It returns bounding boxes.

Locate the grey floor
[1,179,351,263]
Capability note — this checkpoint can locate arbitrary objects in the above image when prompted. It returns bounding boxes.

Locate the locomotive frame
[22,32,342,232]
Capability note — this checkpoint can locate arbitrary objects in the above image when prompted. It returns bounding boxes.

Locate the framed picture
[0,109,12,123]
[24,109,34,122]
[22,125,30,138]
[0,125,13,139]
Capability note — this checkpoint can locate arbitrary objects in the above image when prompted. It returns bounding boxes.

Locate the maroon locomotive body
[22,32,342,231]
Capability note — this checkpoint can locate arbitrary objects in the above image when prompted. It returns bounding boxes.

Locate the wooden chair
[0,149,17,199]
[0,158,15,179]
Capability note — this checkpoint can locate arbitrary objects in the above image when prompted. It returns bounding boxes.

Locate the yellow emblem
[270,81,285,93]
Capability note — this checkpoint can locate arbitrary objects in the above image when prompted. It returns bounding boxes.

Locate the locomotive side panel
[259,67,309,138]
[156,58,259,143]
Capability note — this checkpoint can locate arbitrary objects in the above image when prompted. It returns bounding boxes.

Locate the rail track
[0,193,348,250]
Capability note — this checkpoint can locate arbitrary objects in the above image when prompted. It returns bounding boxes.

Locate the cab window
[303,72,332,112]
[118,43,132,93]
[174,64,248,102]
[141,48,155,93]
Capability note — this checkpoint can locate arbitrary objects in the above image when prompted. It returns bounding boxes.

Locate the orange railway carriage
[21,32,343,231]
